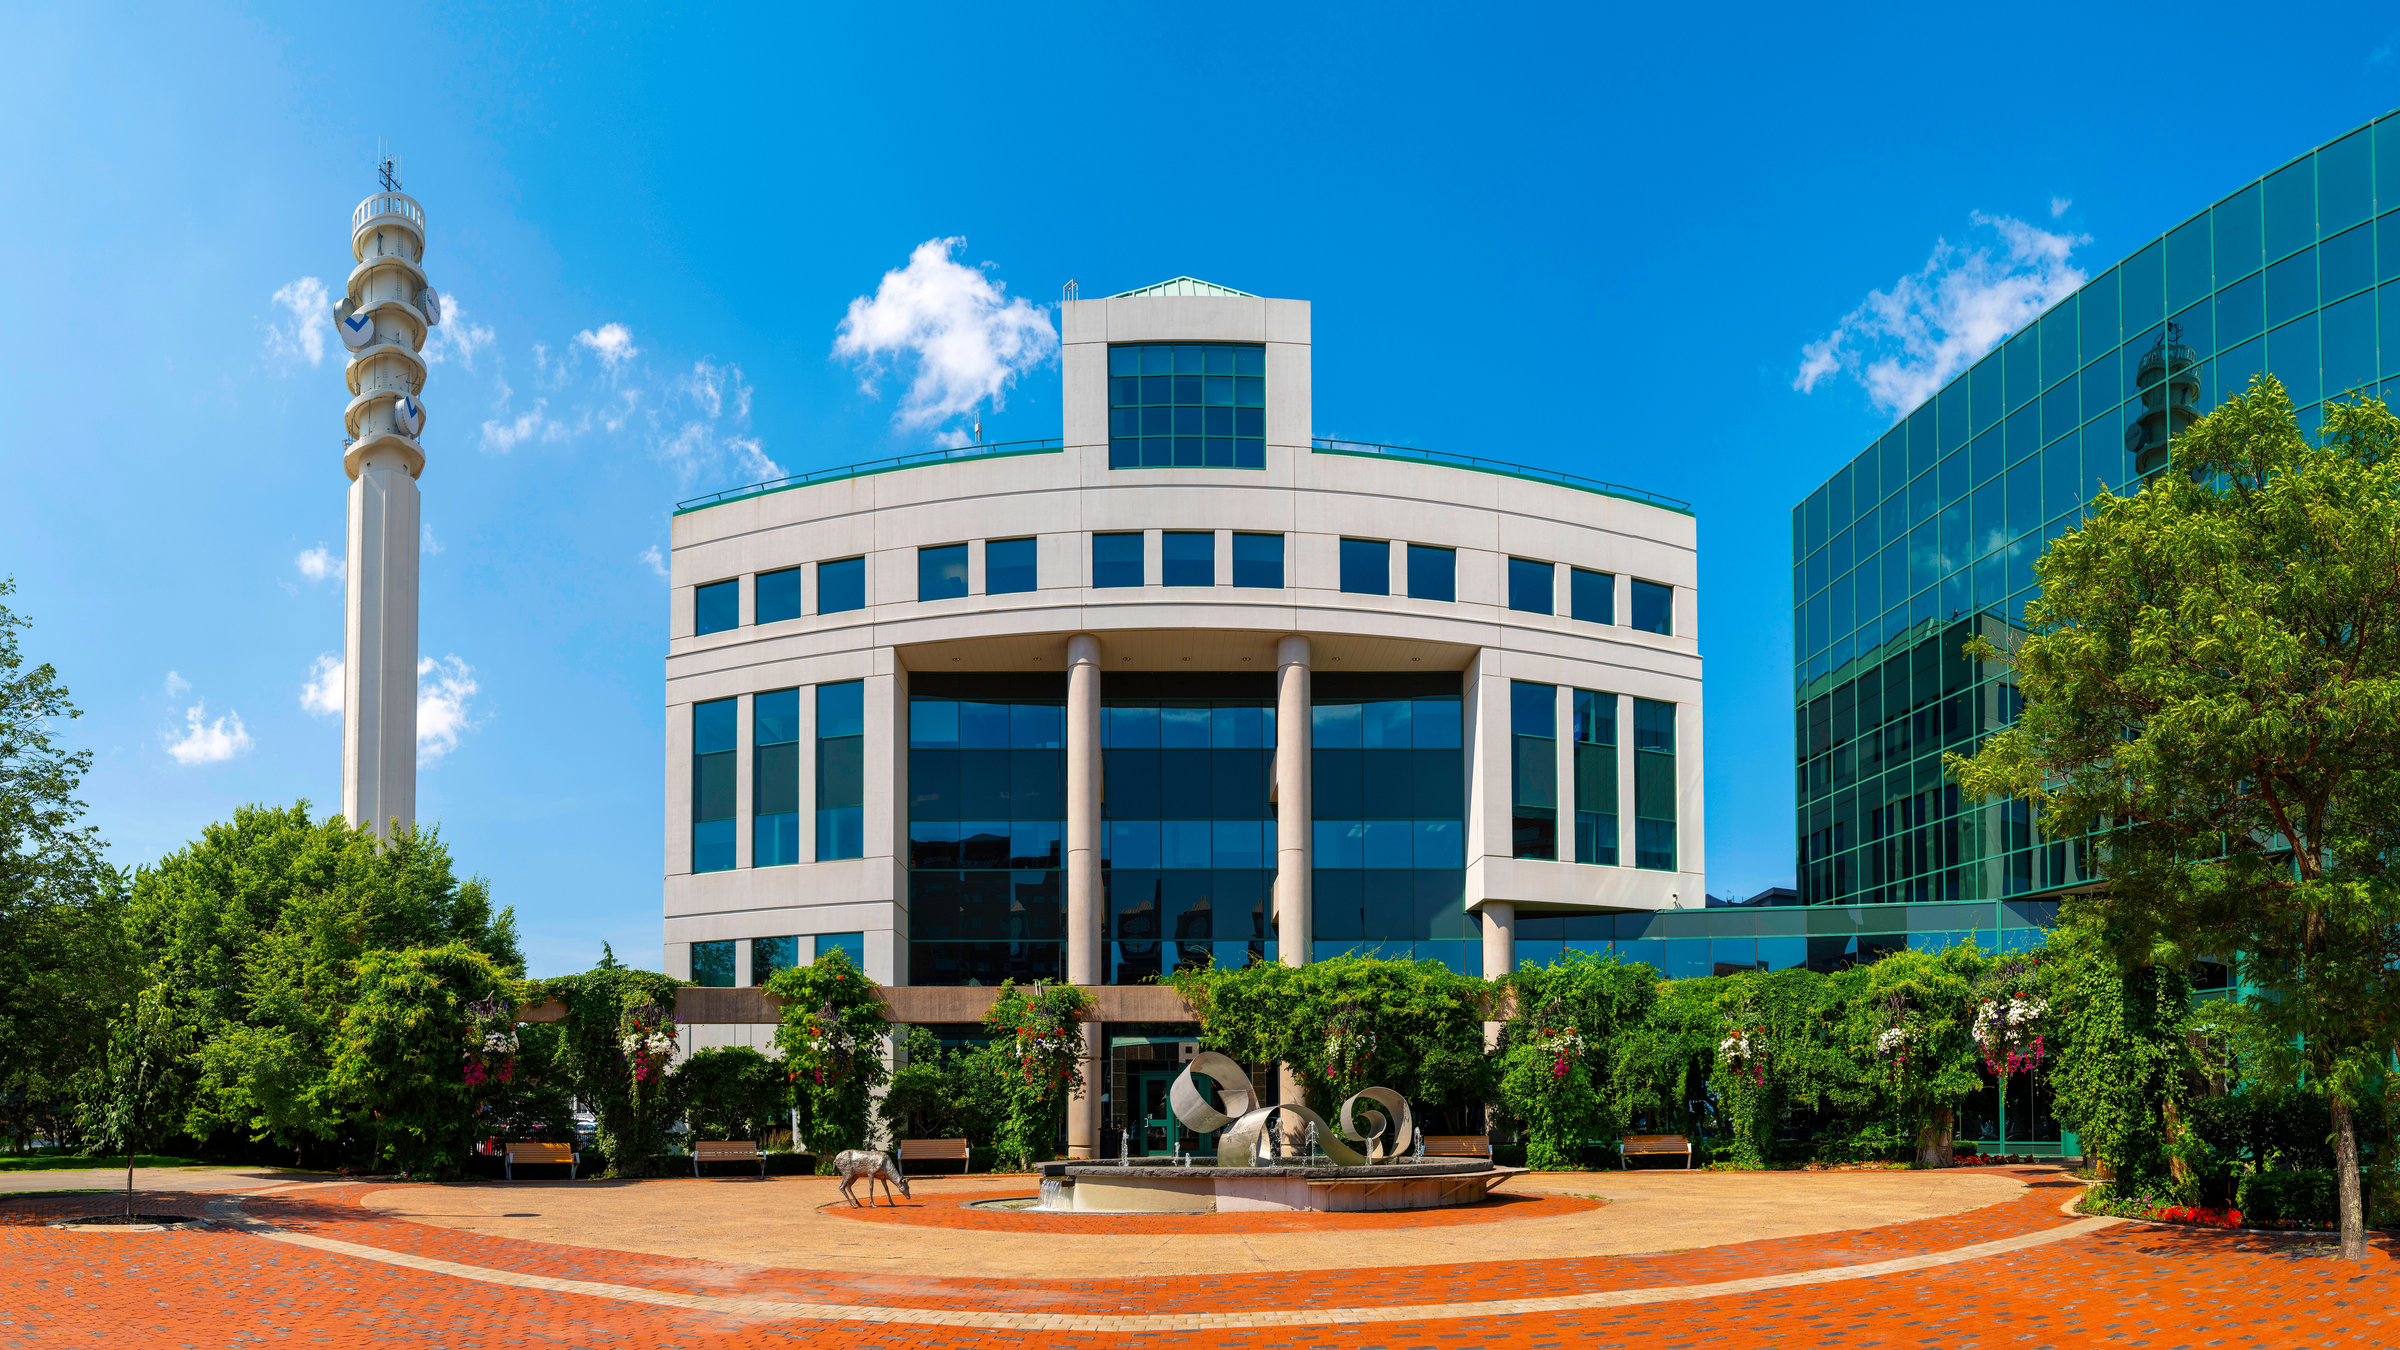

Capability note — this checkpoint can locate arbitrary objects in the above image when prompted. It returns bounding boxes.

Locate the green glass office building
[1794,112,2400,920]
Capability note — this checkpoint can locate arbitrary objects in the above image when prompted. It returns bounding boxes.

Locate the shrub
[768,949,889,1170]
[2236,1170,2340,1229]
[671,1047,791,1142]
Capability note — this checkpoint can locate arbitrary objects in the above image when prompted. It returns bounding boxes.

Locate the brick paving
[1,1174,2391,1347]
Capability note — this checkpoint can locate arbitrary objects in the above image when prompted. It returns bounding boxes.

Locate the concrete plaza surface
[4,1167,2394,1347]
[365,1166,2030,1277]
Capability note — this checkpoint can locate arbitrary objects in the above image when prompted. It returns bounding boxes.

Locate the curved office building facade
[1788,118,2400,949]
[660,279,1702,1149]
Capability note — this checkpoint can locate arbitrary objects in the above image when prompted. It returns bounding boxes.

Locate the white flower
[482,1031,519,1054]
[1875,1026,1910,1054]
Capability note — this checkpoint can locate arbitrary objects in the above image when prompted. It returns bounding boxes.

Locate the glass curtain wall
[1573,690,1618,865]
[816,681,864,861]
[754,689,801,866]
[1793,117,2400,905]
[906,674,1066,985]
[1312,674,1471,972]
[1103,674,1277,982]
[693,698,736,872]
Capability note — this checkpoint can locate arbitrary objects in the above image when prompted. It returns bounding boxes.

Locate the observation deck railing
[354,193,425,232]
[1310,439,1691,514]
[674,438,1064,513]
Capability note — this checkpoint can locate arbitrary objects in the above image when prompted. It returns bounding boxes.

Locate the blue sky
[7,3,2399,976]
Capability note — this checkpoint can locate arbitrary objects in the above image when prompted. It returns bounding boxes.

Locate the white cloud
[300,654,343,716]
[163,671,190,698]
[421,522,443,555]
[1793,212,2089,418]
[417,654,480,765]
[833,237,1058,436]
[422,295,497,369]
[266,277,330,369]
[481,399,568,452]
[654,361,782,484]
[640,546,669,578]
[575,323,639,371]
[296,544,345,583]
[166,699,252,765]
[2050,196,2073,219]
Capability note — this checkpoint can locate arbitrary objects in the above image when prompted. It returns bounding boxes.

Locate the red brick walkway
[3,1174,2392,1347]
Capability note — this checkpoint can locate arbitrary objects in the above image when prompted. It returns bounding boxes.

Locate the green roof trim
[1311,440,1693,515]
[673,440,1064,515]
[1105,276,1258,299]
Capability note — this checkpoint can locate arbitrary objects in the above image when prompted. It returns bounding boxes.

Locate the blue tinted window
[1232,533,1283,588]
[1162,531,1214,586]
[1107,343,1265,469]
[1340,538,1389,595]
[1511,681,1557,860]
[918,544,967,601]
[694,698,737,873]
[694,698,737,754]
[1571,568,1614,624]
[755,689,799,745]
[1631,579,1673,635]
[1634,698,1675,871]
[986,537,1037,594]
[692,939,734,987]
[816,932,865,969]
[1508,557,1553,615]
[750,935,798,986]
[817,681,865,860]
[819,557,865,614]
[695,580,738,635]
[756,567,802,624]
[1407,544,1454,602]
[1093,533,1144,587]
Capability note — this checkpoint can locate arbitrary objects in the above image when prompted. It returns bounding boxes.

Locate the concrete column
[343,456,420,840]
[1066,634,1104,1165]
[1482,899,1516,979]
[1069,1017,1103,1160]
[1066,634,1104,985]
[1275,634,1312,966]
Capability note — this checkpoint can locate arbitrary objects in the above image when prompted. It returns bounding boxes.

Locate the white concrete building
[662,279,1700,1150]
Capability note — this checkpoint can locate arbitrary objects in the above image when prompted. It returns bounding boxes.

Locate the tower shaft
[339,183,437,839]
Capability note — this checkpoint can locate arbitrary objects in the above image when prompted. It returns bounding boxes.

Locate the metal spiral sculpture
[1168,1052,1415,1168]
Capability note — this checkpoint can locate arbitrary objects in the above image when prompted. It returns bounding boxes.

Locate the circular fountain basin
[1044,1160,1507,1214]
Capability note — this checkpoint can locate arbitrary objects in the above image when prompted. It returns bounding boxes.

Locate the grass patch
[0,1155,213,1172]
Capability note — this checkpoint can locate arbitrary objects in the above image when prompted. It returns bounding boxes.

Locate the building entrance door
[1130,1066,1182,1157]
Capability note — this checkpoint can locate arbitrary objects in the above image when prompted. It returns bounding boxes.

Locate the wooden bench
[692,1139,764,1178]
[1620,1133,1694,1170]
[1423,1135,1493,1159]
[504,1140,579,1180]
[897,1138,971,1174]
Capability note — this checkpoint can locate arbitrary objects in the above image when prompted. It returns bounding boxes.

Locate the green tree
[980,981,1091,1169]
[0,578,134,1151]
[85,987,193,1217]
[131,804,521,1163]
[1171,953,1494,1122]
[880,1027,1001,1158]
[671,1046,792,1142]
[1953,377,2400,1258]
[1834,946,1989,1167]
[1497,951,1658,1168]
[535,963,685,1175]
[767,948,890,1169]
[325,942,514,1175]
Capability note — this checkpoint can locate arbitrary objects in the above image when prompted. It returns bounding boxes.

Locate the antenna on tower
[376,138,402,193]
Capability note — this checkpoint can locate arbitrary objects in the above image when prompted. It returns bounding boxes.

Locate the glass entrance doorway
[1130,1066,1183,1156]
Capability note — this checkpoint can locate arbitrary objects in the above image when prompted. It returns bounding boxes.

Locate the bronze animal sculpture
[833,1148,911,1208]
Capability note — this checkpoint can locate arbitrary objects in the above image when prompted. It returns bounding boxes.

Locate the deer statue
[833,1148,911,1208]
